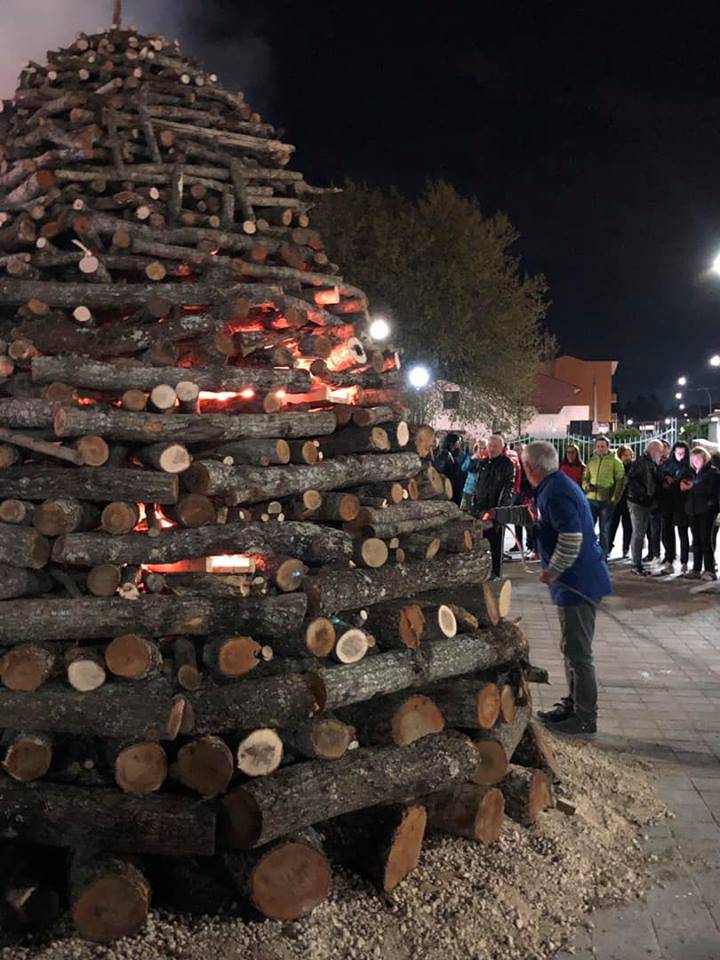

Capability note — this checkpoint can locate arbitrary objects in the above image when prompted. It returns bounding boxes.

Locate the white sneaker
[661,562,674,575]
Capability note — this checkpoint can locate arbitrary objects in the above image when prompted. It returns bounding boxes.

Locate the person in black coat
[468,433,515,577]
[433,432,465,506]
[659,441,692,573]
[609,445,634,559]
[682,446,719,580]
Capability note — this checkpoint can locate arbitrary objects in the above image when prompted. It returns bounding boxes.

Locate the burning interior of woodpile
[0,9,662,957]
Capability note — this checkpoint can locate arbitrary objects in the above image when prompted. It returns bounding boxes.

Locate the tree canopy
[314,180,549,428]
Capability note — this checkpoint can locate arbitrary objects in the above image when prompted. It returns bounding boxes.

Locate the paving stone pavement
[505,553,720,960]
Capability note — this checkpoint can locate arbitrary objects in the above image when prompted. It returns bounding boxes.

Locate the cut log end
[499,684,516,724]
[212,636,262,678]
[472,740,508,785]
[236,729,283,778]
[477,682,502,729]
[248,840,331,920]
[2,732,52,782]
[305,617,336,657]
[392,694,445,746]
[334,628,369,664]
[309,717,355,760]
[105,634,160,681]
[114,742,167,795]
[71,856,151,943]
[177,735,234,798]
[383,805,427,892]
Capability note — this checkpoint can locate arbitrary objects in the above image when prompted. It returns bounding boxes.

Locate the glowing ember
[206,554,256,574]
[275,389,286,399]
[153,506,174,529]
[240,388,255,399]
[199,390,247,402]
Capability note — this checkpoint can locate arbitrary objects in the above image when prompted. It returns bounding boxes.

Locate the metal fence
[509,424,678,463]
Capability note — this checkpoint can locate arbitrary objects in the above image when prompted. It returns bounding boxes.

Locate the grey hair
[646,440,663,454]
[523,441,559,477]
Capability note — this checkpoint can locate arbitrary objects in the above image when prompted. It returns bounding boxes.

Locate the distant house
[432,355,619,438]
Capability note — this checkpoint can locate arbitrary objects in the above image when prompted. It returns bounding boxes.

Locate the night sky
[180,0,720,408]
[5,1,720,407]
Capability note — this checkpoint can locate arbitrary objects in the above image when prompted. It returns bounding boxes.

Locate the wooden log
[70,853,151,942]
[136,441,192,474]
[225,828,331,920]
[0,842,61,930]
[352,536,389,569]
[408,424,436,458]
[0,426,84,466]
[100,501,140,535]
[0,466,178,505]
[65,647,106,692]
[2,731,52,782]
[304,550,491,617]
[185,452,421,505]
[113,741,168,795]
[173,637,201,691]
[280,716,355,761]
[345,500,462,539]
[213,439,292,468]
[512,719,562,783]
[0,594,307,644]
[0,643,57,692]
[0,564,52,600]
[191,673,321,736]
[421,784,504,844]
[337,692,445,747]
[333,626,370,664]
[73,434,110,467]
[0,779,215,855]
[318,623,528,712]
[500,765,553,826]
[54,405,337,444]
[413,601,457,641]
[33,356,312,395]
[316,425,390,458]
[415,582,503,628]
[471,703,532,785]
[176,735,235,798]
[166,493,216,528]
[364,601,426,650]
[33,498,101,536]
[398,533,440,560]
[0,399,54,429]
[219,730,475,849]
[346,481,405,505]
[321,804,425,894]
[202,636,262,679]
[0,499,35,525]
[424,679,501,729]
[105,634,162,681]
[0,679,188,740]
[86,564,122,597]
[270,617,336,659]
[314,491,360,522]
[0,523,49,569]
[236,728,284,778]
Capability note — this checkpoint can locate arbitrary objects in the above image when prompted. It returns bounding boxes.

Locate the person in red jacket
[560,443,585,486]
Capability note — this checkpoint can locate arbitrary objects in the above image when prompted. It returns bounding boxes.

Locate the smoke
[0,0,275,115]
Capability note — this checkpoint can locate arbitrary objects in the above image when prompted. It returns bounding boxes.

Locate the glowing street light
[713,252,720,275]
[679,403,686,410]
[675,391,683,400]
[678,376,687,386]
[664,417,672,425]
[710,354,720,368]
[407,364,431,389]
[627,418,634,425]
[368,317,391,342]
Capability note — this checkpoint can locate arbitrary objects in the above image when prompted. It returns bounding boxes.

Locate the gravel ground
[0,737,667,960]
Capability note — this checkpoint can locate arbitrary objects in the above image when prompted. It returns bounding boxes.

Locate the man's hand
[539,570,555,585]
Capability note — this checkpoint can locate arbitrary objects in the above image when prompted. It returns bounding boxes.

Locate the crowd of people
[434,431,720,583]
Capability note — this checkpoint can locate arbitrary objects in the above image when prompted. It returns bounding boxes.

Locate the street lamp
[407,364,431,389]
[713,252,720,275]
[711,354,720,368]
[627,418,634,426]
[679,403,686,410]
[368,317,391,342]
[675,391,683,400]
[678,376,687,386]
[664,417,671,425]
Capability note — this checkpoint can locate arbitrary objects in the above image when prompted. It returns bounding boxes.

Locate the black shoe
[509,545,521,553]
[632,566,651,577]
[550,715,597,738]
[538,699,574,723]
[643,553,654,562]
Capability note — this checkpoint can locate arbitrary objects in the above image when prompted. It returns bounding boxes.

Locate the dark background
[14,0,720,409]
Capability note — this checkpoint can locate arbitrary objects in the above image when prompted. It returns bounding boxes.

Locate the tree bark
[190,673,321,735]
[214,438,291,466]
[318,623,528,711]
[0,564,52,600]
[304,550,491,617]
[346,480,405,505]
[499,765,553,826]
[0,466,179,505]
[280,716,356,761]
[421,784,504,844]
[0,593,307,643]
[364,601,426,650]
[69,853,151,943]
[224,828,331,920]
[184,452,421,505]
[512,719,562,783]
[32,356,312,395]
[0,779,216,855]
[321,804,426,894]
[1,643,58,692]
[33,498,102,537]
[52,520,353,567]
[422,679,501,729]
[471,703,532,785]
[0,399,54,429]
[337,692,445,747]
[54,404,337,444]
[219,730,476,849]
[413,581,504,628]
[345,500,462,539]
[0,523,50,569]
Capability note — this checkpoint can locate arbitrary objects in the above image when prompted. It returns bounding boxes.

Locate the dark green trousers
[557,602,598,721]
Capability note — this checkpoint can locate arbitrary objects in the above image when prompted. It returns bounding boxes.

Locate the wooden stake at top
[113,0,122,29]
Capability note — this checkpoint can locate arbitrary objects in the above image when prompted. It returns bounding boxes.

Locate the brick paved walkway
[508,557,720,959]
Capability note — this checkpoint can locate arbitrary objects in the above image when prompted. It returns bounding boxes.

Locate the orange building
[540,356,618,426]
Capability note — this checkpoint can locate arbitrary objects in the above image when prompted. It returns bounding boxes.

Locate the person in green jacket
[582,437,626,557]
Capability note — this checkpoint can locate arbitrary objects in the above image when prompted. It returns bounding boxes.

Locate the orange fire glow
[153,506,174,529]
[314,288,340,306]
[206,554,256,574]
[198,389,254,403]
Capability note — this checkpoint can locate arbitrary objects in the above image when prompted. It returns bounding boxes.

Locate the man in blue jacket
[522,441,611,737]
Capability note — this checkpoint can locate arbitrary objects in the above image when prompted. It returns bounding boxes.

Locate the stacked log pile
[0,17,557,944]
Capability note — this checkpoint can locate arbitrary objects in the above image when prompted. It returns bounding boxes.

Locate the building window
[443,391,460,411]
